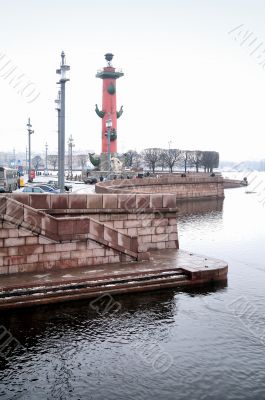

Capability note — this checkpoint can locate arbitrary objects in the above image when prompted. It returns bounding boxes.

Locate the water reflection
[177,199,224,251]
[177,198,224,216]
[0,283,227,358]
[0,286,227,400]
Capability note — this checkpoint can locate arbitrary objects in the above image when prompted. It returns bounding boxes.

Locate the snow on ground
[16,173,95,194]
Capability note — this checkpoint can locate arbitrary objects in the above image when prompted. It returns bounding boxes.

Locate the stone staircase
[0,267,189,309]
[0,196,149,263]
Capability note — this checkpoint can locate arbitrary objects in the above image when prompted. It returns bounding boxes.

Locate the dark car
[85,177,98,184]
[48,180,72,191]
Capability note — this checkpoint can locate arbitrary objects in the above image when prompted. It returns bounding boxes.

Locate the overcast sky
[0,0,265,162]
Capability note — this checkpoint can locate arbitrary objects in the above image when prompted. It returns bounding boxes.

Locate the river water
[1,172,265,400]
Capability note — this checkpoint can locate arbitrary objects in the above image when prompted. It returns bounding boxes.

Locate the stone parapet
[95,174,224,199]
[10,193,178,212]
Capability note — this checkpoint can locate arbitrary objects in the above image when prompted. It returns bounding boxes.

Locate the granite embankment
[95,174,225,200]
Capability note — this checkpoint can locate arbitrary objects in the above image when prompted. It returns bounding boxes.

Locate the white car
[21,186,45,193]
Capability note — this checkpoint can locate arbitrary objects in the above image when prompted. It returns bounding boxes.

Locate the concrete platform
[0,249,228,310]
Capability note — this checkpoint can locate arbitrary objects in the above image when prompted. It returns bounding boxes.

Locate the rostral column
[95,53,124,164]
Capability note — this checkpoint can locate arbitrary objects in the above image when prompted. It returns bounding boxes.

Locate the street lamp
[27,118,34,182]
[56,51,70,193]
[55,90,61,186]
[68,135,75,180]
[105,117,112,172]
[45,142,48,175]
[25,147,28,173]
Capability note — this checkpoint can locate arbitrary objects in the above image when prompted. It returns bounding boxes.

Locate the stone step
[0,270,188,309]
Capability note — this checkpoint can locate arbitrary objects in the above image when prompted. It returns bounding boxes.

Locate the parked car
[22,186,45,193]
[47,180,72,191]
[35,184,60,193]
[85,177,98,184]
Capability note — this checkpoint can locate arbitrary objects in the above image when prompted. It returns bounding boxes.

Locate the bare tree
[31,155,43,171]
[201,151,219,172]
[142,148,162,173]
[189,150,203,172]
[182,150,193,172]
[47,155,58,170]
[76,154,88,170]
[123,150,138,168]
[161,149,182,173]
[158,150,167,171]
[132,153,143,169]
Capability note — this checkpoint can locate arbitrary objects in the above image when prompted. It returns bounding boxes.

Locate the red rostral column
[95,53,124,155]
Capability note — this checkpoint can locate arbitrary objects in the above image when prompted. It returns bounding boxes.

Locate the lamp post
[55,90,61,185]
[56,51,70,193]
[105,117,112,172]
[68,135,75,180]
[27,118,34,182]
[12,148,16,168]
[25,147,28,174]
[45,142,48,175]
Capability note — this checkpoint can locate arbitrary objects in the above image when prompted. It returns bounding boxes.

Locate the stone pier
[0,192,228,309]
[95,173,225,200]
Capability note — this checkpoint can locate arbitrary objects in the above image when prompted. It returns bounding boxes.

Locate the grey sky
[0,0,265,161]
